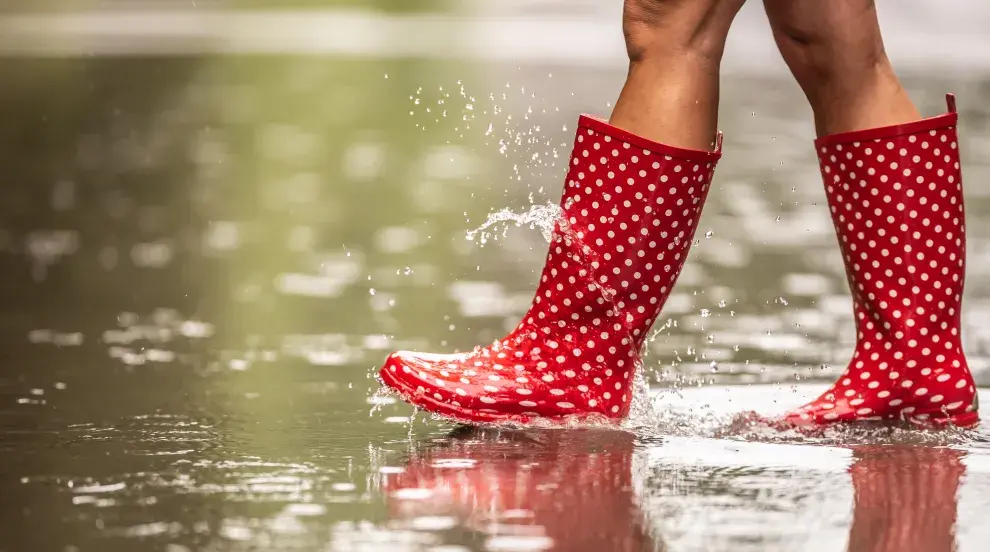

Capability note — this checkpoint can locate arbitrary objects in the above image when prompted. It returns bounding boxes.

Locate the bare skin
[611,0,922,147]
[763,0,922,136]
[609,0,747,151]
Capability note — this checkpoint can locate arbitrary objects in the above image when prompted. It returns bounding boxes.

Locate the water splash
[465,201,562,245]
[623,368,663,432]
[368,386,396,417]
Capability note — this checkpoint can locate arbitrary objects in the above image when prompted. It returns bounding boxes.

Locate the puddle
[2,12,990,551]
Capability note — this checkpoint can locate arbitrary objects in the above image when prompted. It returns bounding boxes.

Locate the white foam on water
[645,435,854,473]
[645,383,990,449]
[484,535,554,552]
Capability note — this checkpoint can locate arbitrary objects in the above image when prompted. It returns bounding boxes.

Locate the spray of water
[464,201,562,245]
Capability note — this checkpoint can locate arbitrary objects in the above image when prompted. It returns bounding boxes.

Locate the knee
[774,24,885,85]
[623,0,747,63]
[767,3,887,93]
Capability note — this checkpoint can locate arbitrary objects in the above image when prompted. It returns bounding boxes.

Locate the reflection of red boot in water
[847,446,964,552]
[782,96,979,428]
[382,428,661,552]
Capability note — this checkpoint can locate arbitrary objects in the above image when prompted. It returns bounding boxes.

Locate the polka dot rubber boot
[379,116,722,425]
[784,94,979,428]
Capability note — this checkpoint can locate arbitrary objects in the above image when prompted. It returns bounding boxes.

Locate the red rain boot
[379,117,722,424]
[784,94,979,428]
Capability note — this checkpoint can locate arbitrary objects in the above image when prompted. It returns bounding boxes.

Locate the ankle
[807,67,921,134]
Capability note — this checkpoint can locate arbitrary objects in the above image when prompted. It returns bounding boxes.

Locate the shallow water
[4,12,990,551]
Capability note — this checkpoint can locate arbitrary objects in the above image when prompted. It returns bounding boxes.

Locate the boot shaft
[793,95,978,424]
[518,116,721,356]
[818,97,966,356]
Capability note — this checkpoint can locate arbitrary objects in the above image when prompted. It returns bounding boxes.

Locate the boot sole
[781,410,981,431]
[906,410,980,429]
[378,365,624,427]
[383,366,981,430]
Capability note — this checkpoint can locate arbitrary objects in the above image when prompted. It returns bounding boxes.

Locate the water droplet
[369,288,376,296]
[710,361,719,373]
[699,309,711,318]
[705,230,714,238]
[707,334,715,344]
[717,300,727,308]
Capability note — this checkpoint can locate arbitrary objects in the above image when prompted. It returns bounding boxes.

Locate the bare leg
[768,0,979,428]
[610,0,747,150]
[764,0,921,136]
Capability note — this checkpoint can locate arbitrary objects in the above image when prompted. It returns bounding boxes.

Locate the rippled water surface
[4,17,990,551]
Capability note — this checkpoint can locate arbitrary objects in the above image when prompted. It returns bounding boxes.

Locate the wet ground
[4,6,990,551]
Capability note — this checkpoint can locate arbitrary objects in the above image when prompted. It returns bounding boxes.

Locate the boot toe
[378,349,620,424]
[379,350,520,423]
[380,350,459,395]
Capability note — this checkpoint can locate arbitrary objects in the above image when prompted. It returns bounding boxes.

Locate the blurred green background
[2,1,990,550]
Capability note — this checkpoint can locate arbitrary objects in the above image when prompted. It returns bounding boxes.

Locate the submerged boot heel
[784,94,979,428]
[380,117,722,424]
